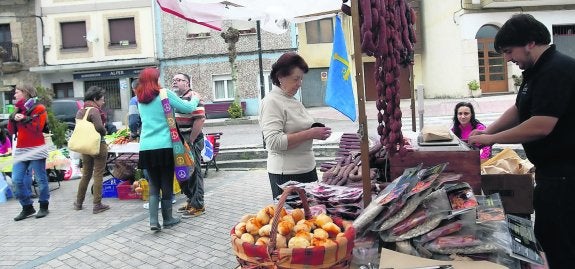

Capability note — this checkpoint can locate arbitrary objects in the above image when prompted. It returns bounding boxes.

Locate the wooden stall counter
[389,132,481,194]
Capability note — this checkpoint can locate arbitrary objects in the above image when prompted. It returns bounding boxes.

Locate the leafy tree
[36,86,68,148]
[221,27,243,118]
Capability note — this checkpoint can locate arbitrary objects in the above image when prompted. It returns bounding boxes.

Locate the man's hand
[469,129,486,137]
[468,133,494,147]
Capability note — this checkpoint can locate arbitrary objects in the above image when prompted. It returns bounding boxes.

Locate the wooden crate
[389,147,481,194]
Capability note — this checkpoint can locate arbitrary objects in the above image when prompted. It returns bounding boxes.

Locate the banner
[325,15,356,121]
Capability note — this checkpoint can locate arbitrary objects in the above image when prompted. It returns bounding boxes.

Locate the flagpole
[350,0,372,206]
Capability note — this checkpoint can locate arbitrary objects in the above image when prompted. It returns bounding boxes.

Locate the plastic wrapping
[380,188,451,242]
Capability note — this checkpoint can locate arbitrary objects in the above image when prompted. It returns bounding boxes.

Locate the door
[476,25,508,93]
[301,68,327,107]
[364,62,412,101]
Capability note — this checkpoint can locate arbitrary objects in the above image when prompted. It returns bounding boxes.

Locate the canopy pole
[410,65,416,132]
[350,0,372,206]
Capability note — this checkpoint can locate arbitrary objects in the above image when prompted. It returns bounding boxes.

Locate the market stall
[158,1,543,268]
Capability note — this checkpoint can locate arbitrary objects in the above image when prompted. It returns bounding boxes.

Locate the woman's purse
[159,89,195,183]
[68,107,101,156]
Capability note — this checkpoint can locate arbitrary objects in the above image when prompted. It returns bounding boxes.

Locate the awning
[156,0,343,33]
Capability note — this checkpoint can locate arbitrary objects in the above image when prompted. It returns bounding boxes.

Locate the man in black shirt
[469,14,575,268]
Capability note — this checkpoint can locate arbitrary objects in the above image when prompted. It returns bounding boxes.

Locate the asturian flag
[325,15,356,121]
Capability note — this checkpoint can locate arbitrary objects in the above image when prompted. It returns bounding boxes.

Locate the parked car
[51,99,84,139]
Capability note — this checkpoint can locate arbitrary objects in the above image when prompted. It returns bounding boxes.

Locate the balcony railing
[0,41,20,63]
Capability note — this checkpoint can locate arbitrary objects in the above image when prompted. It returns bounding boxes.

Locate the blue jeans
[12,159,49,206]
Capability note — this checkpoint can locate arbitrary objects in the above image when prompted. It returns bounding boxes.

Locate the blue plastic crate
[102,178,122,198]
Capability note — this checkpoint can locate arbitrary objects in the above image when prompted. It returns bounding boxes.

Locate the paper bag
[421,126,453,142]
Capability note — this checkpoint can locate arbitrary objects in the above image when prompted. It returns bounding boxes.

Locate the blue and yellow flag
[325,15,356,121]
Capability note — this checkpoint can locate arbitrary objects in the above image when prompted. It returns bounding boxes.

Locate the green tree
[221,27,243,118]
[35,86,68,148]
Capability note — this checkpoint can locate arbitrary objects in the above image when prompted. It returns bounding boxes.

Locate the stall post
[350,0,372,206]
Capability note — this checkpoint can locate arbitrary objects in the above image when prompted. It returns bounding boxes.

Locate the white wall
[422,4,575,98]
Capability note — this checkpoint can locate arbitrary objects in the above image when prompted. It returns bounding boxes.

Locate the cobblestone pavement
[0,169,273,269]
[0,94,519,268]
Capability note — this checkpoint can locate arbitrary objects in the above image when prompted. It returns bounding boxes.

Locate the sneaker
[93,203,110,214]
[73,202,83,210]
[181,207,205,218]
[177,203,191,213]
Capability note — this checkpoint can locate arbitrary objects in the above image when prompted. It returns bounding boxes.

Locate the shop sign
[73,68,142,80]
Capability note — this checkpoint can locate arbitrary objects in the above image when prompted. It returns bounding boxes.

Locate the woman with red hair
[136,67,200,231]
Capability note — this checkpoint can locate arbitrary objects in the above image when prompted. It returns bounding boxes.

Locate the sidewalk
[0,169,273,269]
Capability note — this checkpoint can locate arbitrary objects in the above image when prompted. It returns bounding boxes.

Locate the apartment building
[157,6,296,116]
[0,0,41,110]
[30,0,157,122]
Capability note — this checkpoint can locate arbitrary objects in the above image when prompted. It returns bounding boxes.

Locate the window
[187,22,211,39]
[61,21,87,49]
[109,18,136,46]
[305,18,333,44]
[2,85,15,107]
[213,75,235,101]
[553,24,575,36]
[0,24,16,62]
[52,82,74,98]
[232,20,256,35]
[84,79,121,109]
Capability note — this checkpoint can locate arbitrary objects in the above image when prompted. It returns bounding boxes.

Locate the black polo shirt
[516,45,575,177]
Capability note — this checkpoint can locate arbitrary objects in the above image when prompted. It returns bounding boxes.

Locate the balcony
[0,41,22,74]
[470,0,574,8]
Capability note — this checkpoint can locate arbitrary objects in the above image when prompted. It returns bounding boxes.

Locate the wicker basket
[231,186,355,269]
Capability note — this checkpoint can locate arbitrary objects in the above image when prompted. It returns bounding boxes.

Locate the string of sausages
[358,0,417,156]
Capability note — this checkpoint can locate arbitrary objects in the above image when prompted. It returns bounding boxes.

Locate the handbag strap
[82,107,93,120]
[159,89,185,152]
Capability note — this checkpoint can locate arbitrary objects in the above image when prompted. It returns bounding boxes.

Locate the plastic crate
[102,178,122,198]
[117,180,142,200]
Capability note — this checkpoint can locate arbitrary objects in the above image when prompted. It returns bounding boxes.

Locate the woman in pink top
[451,102,491,161]
[0,128,11,156]
[0,128,13,174]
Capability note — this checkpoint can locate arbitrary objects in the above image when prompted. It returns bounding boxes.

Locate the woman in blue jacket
[136,68,199,231]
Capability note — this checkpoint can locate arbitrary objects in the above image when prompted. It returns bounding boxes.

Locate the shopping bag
[68,107,101,155]
[201,136,214,162]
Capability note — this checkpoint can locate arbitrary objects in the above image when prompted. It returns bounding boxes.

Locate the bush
[467,80,480,91]
[227,101,243,119]
[36,86,67,148]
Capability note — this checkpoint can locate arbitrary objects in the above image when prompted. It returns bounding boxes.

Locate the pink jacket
[454,123,492,160]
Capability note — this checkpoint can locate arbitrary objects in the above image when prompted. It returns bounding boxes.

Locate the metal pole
[257,20,265,99]
[257,20,266,149]
[350,1,372,206]
[410,65,416,132]
[417,84,425,131]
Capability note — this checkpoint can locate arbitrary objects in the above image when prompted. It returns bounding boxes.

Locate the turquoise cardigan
[138,89,199,151]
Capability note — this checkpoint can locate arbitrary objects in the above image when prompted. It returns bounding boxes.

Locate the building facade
[0,0,41,111]
[30,0,157,122]
[419,0,575,98]
[157,4,297,116]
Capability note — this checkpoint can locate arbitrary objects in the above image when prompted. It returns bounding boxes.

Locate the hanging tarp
[156,0,342,33]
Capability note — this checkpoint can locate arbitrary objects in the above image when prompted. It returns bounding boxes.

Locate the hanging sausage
[358,0,417,156]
